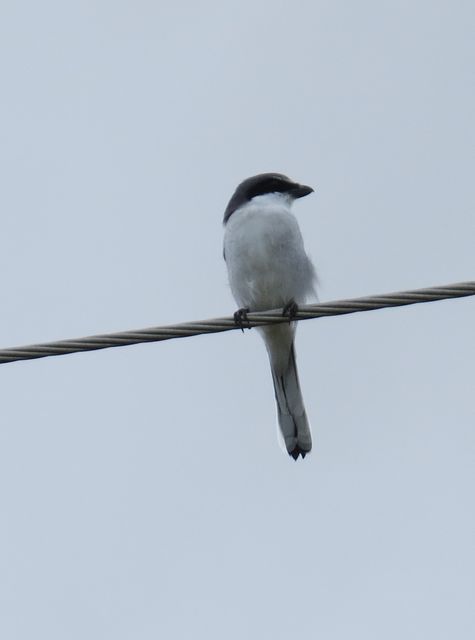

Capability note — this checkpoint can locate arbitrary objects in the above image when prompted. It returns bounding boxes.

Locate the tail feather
[270,344,312,460]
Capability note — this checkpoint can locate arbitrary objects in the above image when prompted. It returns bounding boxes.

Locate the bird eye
[268,177,289,192]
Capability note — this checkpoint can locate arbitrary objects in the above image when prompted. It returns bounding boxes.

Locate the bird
[223,173,317,460]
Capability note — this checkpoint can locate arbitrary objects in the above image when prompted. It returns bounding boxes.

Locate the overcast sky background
[0,2,474,638]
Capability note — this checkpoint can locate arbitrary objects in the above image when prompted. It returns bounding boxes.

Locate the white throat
[247,192,293,209]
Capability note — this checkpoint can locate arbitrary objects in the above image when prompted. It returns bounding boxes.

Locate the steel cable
[0,280,473,365]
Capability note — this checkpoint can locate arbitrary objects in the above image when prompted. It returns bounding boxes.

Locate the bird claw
[233,307,251,332]
[282,299,299,323]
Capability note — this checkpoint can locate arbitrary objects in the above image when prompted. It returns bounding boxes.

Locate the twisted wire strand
[1,281,473,365]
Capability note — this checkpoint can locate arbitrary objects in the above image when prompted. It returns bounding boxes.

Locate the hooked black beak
[290,183,314,199]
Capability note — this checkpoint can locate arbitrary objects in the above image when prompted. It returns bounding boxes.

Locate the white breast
[223,194,316,311]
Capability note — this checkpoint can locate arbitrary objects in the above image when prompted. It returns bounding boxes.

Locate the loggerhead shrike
[223,173,317,460]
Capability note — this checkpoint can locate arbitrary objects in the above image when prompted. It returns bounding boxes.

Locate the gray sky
[1,1,474,638]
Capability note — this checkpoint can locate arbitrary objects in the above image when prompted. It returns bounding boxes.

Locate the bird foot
[282,299,299,323]
[233,307,251,332]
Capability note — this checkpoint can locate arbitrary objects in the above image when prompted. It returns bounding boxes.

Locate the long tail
[261,325,312,460]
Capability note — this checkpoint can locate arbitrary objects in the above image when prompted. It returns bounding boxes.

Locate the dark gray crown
[223,173,313,223]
